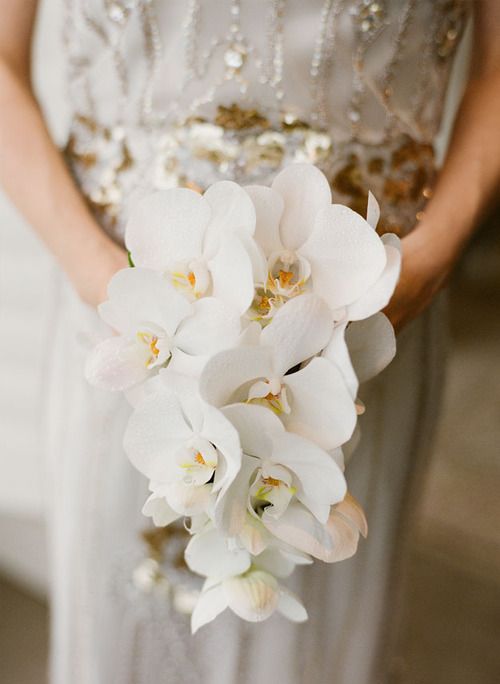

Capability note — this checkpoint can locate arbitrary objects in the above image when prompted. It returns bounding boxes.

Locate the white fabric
[47,281,447,684]
[26,2,468,683]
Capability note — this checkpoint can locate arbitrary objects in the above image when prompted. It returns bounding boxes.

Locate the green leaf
[127,251,135,268]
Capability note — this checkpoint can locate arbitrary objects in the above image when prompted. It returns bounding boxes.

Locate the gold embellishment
[66,105,435,240]
[214,104,270,130]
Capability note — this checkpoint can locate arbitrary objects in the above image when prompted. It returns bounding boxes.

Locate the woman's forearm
[0,59,126,305]
[414,5,500,264]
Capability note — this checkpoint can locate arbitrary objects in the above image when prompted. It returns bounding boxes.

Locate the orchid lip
[136,329,172,369]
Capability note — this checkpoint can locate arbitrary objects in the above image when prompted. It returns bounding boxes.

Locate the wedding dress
[46,1,471,683]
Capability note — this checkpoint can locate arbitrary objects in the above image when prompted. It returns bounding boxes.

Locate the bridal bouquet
[86,163,400,631]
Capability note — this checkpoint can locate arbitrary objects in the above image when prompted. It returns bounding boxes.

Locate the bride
[1,1,499,682]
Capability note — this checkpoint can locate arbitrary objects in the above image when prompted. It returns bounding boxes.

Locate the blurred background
[0,4,499,684]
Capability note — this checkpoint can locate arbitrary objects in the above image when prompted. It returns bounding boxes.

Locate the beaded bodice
[63,0,471,239]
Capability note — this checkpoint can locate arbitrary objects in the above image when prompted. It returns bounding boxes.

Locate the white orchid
[85,268,241,391]
[200,293,357,451]
[323,312,397,400]
[85,164,399,626]
[261,490,368,564]
[185,526,307,631]
[125,182,266,315]
[123,373,242,521]
[216,404,346,544]
[246,163,401,322]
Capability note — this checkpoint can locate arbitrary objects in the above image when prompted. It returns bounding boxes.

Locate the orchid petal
[271,164,332,250]
[165,482,212,516]
[323,492,368,562]
[244,185,284,256]
[123,388,192,480]
[222,403,284,458]
[85,336,151,391]
[199,346,273,407]
[191,584,227,634]
[345,312,396,384]
[366,191,380,229]
[345,238,401,320]
[175,297,241,356]
[223,570,279,622]
[270,431,346,522]
[168,348,209,378]
[261,294,333,376]
[142,493,179,527]
[238,514,271,555]
[214,454,259,537]
[100,267,192,337]
[283,357,357,450]
[185,527,251,580]
[263,502,334,560]
[278,588,308,622]
[322,322,358,399]
[158,370,204,433]
[125,188,210,269]
[201,403,242,496]
[254,547,297,579]
[209,234,255,315]
[238,232,268,286]
[299,204,387,310]
[204,180,256,249]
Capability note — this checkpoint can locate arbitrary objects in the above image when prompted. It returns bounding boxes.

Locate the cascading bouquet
[86,163,400,632]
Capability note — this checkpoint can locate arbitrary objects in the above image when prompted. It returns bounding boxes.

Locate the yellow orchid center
[257,294,271,314]
[149,336,160,357]
[187,271,196,287]
[194,451,206,465]
[278,270,294,288]
[262,476,281,487]
[136,331,165,368]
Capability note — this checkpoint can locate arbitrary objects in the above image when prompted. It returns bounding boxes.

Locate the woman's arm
[385,0,500,331]
[0,1,127,307]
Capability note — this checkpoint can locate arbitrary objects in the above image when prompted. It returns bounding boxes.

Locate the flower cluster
[86,163,400,631]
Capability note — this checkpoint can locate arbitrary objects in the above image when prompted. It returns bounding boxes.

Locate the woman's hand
[71,237,129,309]
[384,224,457,333]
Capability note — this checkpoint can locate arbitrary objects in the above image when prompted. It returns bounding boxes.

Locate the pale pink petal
[85,336,151,392]
[323,492,368,562]
[223,570,279,622]
[263,502,334,560]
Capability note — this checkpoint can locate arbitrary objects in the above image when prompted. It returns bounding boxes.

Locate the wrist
[70,234,128,307]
